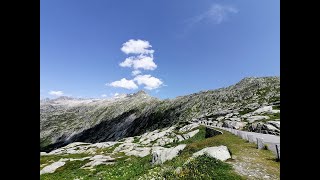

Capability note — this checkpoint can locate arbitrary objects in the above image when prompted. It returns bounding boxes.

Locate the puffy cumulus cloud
[133,74,163,90]
[49,90,64,96]
[133,56,157,70]
[108,39,164,91]
[107,78,138,90]
[121,39,154,55]
[132,70,141,76]
[119,55,157,70]
[119,39,157,71]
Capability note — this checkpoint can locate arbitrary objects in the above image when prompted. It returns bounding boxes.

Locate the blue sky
[40,0,279,99]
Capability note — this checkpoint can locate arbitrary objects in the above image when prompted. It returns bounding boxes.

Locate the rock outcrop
[192,146,231,161]
[152,144,186,164]
[40,162,66,175]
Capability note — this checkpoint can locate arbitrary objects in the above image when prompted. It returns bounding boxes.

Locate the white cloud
[133,75,163,90]
[119,39,157,71]
[121,39,154,55]
[190,4,238,25]
[108,78,138,89]
[132,70,141,76]
[119,58,133,67]
[101,94,107,97]
[119,55,157,70]
[114,93,119,96]
[132,55,157,70]
[49,90,64,96]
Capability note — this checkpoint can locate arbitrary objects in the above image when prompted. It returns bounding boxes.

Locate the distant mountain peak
[55,96,75,101]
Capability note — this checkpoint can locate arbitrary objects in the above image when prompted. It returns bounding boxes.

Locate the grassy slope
[40,126,280,180]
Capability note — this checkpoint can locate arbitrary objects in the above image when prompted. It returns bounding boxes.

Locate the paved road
[200,123,280,158]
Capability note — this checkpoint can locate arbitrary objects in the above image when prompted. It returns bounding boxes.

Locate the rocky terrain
[41,76,280,152]
[40,76,280,179]
[40,123,280,179]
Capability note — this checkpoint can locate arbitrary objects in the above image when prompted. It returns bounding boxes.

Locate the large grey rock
[216,116,224,121]
[261,124,280,135]
[155,136,174,146]
[217,122,223,127]
[262,124,279,132]
[63,142,92,149]
[47,141,118,156]
[179,123,199,133]
[192,146,231,161]
[253,106,273,114]
[212,121,218,126]
[139,126,175,145]
[40,161,66,175]
[176,135,185,142]
[248,122,280,135]
[229,117,241,121]
[122,137,135,143]
[113,143,138,153]
[40,152,48,156]
[244,102,260,110]
[124,147,151,157]
[225,113,234,118]
[247,116,270,123]
[182,129,199,139]
[222,120,246,129]
[88,142,118,149]
[113,142,152,157]
[81,155,115,168]
[267,121,280,129]
[241,112,253,118]
[152,144,186,164]
[252,106,279,115]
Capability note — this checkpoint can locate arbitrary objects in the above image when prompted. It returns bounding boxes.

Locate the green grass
[40,153,89,166]
[159,127,279,179]
[40,126,279,179]
[163,155,245,180]
[104,143,122,153]
[268,113,280,120]
[41,155,154,180]
[41,159,91,180]
[272,105,280,110]
[239,108,254,115]
[133,136,140,143]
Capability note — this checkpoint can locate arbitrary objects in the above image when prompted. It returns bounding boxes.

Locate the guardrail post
[257,138,265,149]
[276,144,280,160]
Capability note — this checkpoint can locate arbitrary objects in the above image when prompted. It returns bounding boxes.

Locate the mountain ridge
[40,76,280,152]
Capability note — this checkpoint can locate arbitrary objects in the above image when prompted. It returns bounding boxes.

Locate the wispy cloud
[188,4,238,26]
[49,90,64,96]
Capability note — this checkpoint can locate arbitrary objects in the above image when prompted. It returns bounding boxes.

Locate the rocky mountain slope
[40,76,280,152]
[40,124,280,179]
